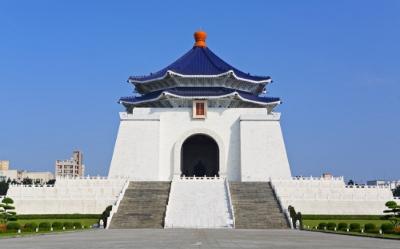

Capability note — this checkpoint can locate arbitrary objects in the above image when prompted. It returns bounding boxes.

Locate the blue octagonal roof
[128,46,271,83]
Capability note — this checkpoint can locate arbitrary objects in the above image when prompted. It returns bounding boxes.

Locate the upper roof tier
[129,31,272,94]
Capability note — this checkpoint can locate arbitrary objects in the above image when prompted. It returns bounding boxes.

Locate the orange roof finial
[194,30,207,47]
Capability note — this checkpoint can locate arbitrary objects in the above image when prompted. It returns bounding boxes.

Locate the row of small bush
[316,222,399,234]
[16,214,101,220]
[3,221,84,233]
[302,215,382,220]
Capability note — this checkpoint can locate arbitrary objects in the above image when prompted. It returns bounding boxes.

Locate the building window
[193,100,207,119]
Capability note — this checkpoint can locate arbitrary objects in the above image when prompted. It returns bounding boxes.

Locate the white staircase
[164,177,234,228]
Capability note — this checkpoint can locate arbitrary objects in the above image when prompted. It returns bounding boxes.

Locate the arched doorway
[181,134,219,177]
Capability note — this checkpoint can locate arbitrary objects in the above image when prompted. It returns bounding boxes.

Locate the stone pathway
[2,229,399,249]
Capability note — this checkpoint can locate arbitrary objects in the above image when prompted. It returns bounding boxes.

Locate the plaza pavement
[1,229,399,249]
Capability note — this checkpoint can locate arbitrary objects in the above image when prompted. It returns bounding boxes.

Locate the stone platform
[2,229,399,249]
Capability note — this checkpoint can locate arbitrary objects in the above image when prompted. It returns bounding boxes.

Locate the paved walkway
[2,229,399,249]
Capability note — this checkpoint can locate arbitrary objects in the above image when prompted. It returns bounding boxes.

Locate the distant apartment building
[0,160,9,170]
[55,151,85,178]
[0,160,54,184]
[367,179,400,190]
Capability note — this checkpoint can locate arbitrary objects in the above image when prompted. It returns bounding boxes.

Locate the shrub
[326,222,336,231]
[39,222,51,231]
[63,222,73,229]
[52,222,63,230]
[23,222,38,232]
[337,222,348,231]
[317,222,327,230]
[302,215,382,220]
[73,222,82,229]
[16,214,101,220]
[364,223,376,233]
[100,205,113,228]
[296,212,303,230]
[0,224,6,233]
[381,223,394,234]
[6,222,20,231]
[349,223,361,232]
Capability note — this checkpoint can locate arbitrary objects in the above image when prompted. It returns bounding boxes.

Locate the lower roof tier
[131,70,270,95]
[119,87,281,111]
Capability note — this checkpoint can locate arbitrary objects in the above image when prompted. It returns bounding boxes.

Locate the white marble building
[6,31,394,218]
[108,30,291,182]
[108,108,291,181]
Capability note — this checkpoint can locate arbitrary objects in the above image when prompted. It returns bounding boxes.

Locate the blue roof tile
[128,47,270,83]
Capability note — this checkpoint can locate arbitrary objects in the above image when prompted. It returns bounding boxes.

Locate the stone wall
[271,177,395,215]
[7,177,126,214]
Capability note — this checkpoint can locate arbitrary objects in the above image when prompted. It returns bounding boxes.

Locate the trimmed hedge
[39,222,51,231]
[302,215,382,220]
[326,222,336,231]
[52,222,63,230]
[7,222,21,231]
[73,222,82,229]
[63,222,73,229]
[317,222,327,230]
[364,223,377,233]
[337,222,348,231]
[349,223,361,232]
[23,222,38,232]
[381,223,395,234]
[16,214,101,220]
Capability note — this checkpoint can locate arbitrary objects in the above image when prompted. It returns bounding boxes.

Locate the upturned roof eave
[119,90,280,107]
[128,70,272,85]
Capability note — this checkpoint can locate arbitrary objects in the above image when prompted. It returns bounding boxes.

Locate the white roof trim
[129,70,272,84]
[120,90,280,107]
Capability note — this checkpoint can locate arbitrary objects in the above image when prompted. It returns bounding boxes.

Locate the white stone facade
[108,107,292,181]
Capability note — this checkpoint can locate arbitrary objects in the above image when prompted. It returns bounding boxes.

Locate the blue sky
[1,1,399,182]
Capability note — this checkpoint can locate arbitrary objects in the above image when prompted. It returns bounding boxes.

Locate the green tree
[383,201,400,227]
[0,180,9,195]
[288,205,298,228]
[100,205,112,228]
[46,179,56,185]
[22,177,33,185]
[0,197,17,224]
[393,186,400,197]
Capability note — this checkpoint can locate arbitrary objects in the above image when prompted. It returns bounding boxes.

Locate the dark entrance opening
[181,134,219,177]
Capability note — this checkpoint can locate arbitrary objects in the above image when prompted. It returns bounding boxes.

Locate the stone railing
[224,178,235,228]
[106,179,130,229]
[9,184,56,188]
[175,175,224,181]
[9,176,128,188]
[290,176,344,181]
[345,185,391,189]
[269,179,293,229]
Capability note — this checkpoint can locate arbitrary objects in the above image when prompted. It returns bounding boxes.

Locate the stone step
[229,181,289,229]
[109,181,171,229]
